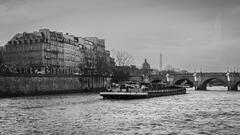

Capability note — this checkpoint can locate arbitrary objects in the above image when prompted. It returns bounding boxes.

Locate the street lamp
[193,72,198,90]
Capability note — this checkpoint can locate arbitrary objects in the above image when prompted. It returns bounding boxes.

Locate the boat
[100,81,186,99]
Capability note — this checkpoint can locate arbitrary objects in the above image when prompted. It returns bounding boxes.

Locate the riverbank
[0,75,109,98]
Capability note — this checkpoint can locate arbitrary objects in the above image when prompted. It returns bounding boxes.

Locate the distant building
[180,70,188,73]
[141,59,152,76]
[0,46,4,65]
[164,64,174,71]
[164,64,182,72]
[151,69,159,75]
[142,59,150,69]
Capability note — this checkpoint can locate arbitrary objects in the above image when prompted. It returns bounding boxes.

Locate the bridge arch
[235,81,240,91]
[174,78,194,87]
[149,76,166,83]
[151,79,163,83]
[201,78,228,90]
[231,80,240,91]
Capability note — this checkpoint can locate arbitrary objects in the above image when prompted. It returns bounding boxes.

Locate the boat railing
[108,83,185,93]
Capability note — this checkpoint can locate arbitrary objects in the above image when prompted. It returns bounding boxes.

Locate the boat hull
[100,88,186,99]
[100,92,148,99]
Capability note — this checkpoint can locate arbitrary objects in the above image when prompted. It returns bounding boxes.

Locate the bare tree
[113,50,134,66]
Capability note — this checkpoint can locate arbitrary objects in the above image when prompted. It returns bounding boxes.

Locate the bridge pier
[228,84,238,91]
[194,84,207,91]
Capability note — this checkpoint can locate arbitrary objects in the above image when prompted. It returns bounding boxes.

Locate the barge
[100,81,186,99]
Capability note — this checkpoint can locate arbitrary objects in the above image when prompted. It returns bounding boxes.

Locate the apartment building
[4,29,83,74]
[4,29,115,76]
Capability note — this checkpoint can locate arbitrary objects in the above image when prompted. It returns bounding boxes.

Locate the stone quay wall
[0,75,110,97]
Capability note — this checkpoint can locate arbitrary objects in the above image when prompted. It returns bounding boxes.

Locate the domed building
[141,59,152,77]
[142,59,150,69]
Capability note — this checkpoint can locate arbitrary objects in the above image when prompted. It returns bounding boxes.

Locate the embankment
[0,75,109,97]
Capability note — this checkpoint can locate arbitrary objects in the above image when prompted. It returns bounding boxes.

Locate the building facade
[0,46,4,65]
[3,29,115,77]
[4,29,85,75]
[84,37,115,75]
[81,37,116,88]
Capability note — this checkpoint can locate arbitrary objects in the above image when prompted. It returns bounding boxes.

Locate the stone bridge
[150,72,240,91]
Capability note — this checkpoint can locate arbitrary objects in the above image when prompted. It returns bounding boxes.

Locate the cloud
[0,0,240,71]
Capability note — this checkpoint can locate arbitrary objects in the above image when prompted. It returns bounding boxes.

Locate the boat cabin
[108,80,167,92]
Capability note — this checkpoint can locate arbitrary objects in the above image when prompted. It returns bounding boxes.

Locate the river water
[0,87,240,135]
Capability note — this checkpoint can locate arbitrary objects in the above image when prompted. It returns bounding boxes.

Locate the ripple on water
[0,90,240,134]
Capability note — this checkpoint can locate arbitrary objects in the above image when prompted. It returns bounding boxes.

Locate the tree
[111,50,135,83]
[96,56,112,75]
[113,50,134,66]
[112,66,130,83]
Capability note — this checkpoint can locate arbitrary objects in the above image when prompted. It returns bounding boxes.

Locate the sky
[0,0,240,72]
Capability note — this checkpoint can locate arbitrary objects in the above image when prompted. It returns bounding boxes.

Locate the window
[8,41,12,45]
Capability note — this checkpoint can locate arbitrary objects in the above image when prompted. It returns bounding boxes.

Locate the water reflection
[0,89,240,134]
[207,86,228,91]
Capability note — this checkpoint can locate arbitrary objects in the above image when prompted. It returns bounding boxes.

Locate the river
[0,86,240,135]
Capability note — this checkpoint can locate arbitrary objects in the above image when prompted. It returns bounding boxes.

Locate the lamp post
[166,73,172,86]
[193,72,198,90]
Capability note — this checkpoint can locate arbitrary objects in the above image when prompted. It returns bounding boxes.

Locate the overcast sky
[0,0,240,72]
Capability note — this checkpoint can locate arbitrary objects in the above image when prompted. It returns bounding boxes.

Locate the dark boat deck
[100,92,148,99]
